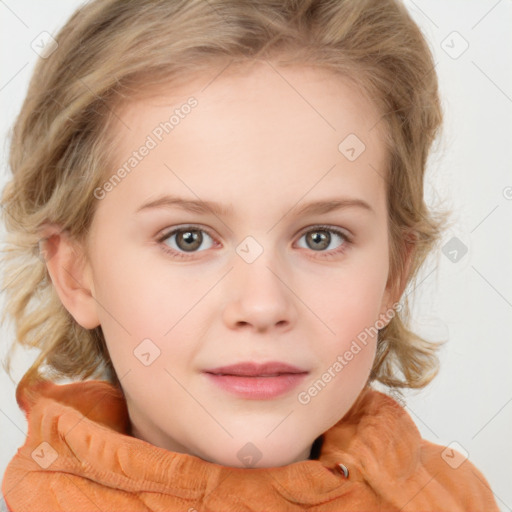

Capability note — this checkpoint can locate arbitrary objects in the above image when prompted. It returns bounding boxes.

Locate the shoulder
[344,389,500,510]
[419,437,499,510]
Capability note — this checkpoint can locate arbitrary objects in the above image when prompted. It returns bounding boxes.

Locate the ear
[39,223,100,329]
[378,232,416,323]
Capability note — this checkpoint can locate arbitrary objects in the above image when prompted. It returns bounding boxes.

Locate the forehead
[103,61,388,217]
[117,61,385,140]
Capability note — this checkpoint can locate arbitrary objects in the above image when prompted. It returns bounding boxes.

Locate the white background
[1,1,511,509]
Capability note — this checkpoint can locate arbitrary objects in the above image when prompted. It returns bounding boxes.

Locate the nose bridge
[236,235,287,296]
[223,235,296,331]
[245,228,296,275]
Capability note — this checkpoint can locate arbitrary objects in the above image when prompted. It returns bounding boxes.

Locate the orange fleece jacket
[2,379,499,511]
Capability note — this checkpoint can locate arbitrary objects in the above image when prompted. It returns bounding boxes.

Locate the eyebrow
[135,194,374,217]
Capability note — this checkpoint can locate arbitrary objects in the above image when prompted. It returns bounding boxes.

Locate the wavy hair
[1,0,450,393]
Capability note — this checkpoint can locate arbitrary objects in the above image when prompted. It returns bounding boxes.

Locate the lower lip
[203,372,308,399]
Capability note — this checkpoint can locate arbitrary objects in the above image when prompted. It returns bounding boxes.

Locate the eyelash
[156,224,353,261]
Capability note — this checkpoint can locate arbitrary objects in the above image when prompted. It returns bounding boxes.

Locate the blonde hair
[1,0,449,393]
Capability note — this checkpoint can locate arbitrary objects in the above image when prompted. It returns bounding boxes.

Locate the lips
[203,362,309,400]
[204,361,308,377]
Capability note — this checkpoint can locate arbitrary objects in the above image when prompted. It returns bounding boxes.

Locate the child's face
[79,62,398,467]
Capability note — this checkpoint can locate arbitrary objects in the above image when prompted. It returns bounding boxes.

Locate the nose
[222,248,297,333]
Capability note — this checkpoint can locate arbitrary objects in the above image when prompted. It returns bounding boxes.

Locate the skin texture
[44,61,409,468]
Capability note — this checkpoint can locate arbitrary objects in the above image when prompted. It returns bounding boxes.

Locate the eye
[158,225,216,259]
[296,226,351,258]
[157,224,352,261]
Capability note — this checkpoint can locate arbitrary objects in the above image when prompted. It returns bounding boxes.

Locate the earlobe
[39,224,100,330]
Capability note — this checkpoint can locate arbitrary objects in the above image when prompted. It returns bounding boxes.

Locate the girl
[0,0,500,510]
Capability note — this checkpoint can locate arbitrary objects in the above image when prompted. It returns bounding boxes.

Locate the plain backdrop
[1,0,511,509]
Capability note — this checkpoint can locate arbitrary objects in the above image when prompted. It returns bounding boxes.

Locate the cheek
[90,235,172,322]
[319,259,389,335]
[90,245,207,365]
[307,264,386,411]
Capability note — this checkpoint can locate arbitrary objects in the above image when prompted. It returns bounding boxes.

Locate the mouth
[202,362,309,399]
[207,372,303,377]
[204,361,308,378]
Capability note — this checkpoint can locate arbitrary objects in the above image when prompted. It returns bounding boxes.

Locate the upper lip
[204,361,308,377]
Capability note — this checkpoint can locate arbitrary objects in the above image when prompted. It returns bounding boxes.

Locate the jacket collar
[7,378,421,507]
